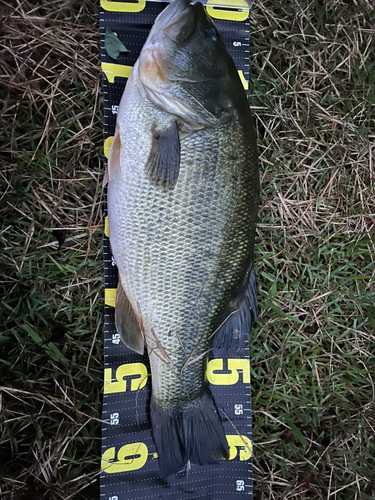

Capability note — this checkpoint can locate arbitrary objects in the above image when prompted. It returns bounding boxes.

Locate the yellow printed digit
[207,359,235,384]
[238,70,249,90]
[206,0,249,22]
[227,435,252,460]
[104,363,148,394]
[104,216,110,238]
[105,287,116,307]
[102,63,133,83]
[101,442,148,473]
[100,0,145,13]
[102,64,247,90]
[207,358,250,385]
[104,136,113,159]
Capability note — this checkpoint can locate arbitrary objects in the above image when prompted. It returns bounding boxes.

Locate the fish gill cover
[100,0,254,498]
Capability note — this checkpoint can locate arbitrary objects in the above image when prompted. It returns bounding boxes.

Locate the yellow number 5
[207,358,250,385]
[227,435,252,460]
[104,363,148,394]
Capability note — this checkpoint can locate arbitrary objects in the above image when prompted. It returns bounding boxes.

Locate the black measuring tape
[100,1,253,498]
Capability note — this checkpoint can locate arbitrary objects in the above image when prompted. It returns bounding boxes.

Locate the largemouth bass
[106,0,259,479]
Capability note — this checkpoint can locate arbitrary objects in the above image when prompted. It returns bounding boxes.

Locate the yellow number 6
[102,442,148,473]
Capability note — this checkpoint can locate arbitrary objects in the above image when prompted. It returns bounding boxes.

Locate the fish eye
[205,27,218,41]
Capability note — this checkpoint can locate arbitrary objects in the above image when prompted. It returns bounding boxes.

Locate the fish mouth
[154,0,192,33]
[137,0,224,128]
[138,0,205,88]
[154,0,209,43]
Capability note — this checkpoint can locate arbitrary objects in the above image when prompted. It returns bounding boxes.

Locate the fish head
[137,0,246,129]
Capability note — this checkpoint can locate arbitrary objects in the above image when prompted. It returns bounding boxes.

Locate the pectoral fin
[115,279,144,354]
[145,121,180,187]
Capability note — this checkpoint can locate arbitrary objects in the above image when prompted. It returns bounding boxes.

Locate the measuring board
[100,1,253,498]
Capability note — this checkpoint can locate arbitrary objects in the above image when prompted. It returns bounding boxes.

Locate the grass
[0,0,374,499]
[250,0,375,498]
[0,1,103,498]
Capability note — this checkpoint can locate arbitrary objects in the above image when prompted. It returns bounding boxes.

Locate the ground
[0,0,374,499]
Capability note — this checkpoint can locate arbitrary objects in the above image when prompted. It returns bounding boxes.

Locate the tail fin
[150,387,229,479]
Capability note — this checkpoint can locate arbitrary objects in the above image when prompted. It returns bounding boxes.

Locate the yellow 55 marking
[102,352,249,390]
[206,0,249,21]
[104,363,148,394]
[207,358,250,385]
[100,0,145,13]
[101,435,251,474]
[102,63,248,89]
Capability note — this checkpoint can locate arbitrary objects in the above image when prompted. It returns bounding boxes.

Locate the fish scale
[109,73,256,404]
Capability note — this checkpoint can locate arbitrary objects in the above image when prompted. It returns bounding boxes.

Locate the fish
[106,0,259,479]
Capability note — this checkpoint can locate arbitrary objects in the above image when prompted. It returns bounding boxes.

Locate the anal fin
[115,279,144,354]
[213,265,258,351]
[145,120,180,187]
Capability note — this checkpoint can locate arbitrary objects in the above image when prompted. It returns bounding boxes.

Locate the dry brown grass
[1,1,103,499]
